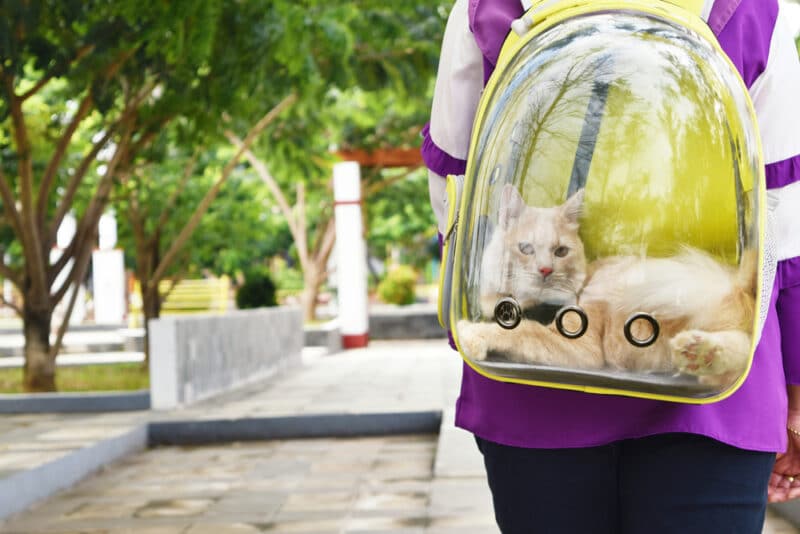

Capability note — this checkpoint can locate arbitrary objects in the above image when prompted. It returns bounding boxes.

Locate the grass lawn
[0,364,149,394]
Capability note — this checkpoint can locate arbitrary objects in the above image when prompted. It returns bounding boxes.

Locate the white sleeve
[428,0,484,234]
[748,3,800,166]
[429,0,484,161]
[749,3,800,263]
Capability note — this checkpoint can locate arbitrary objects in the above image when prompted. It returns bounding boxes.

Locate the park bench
[128,277,230,327]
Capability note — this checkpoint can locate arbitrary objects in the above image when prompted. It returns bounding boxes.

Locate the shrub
[377,265,417,305]
[236,270,278,309]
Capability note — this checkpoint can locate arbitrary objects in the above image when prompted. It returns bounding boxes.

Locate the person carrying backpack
[423,0,800,532]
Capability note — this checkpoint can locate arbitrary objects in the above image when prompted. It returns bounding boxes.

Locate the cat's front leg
[670,330,751,378]
[456,320,492,361]
[456,319,539,364]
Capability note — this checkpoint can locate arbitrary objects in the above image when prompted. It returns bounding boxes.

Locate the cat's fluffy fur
[458,186,756,385]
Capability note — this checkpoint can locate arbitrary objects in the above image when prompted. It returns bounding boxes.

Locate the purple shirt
[425,0,800,453]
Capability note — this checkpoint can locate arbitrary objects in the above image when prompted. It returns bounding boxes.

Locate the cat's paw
[670,330,729,376]
[456,320,490,361]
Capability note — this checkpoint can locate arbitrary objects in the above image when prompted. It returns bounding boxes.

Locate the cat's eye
[554,246,570,257]
[518,243,535,255]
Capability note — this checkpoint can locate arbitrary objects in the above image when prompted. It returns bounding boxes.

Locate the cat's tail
[615,247,757,323]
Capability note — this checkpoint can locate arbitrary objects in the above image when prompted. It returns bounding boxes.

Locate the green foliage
[109,0,450,289]
[366,168,438,270]
[0,0,451,305]
[115,139,293,279]
[272,258,305,293]
[236,269,278,309]
[377,265,418,306]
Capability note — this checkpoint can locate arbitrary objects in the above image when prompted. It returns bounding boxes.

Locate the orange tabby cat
[458,185,756,385]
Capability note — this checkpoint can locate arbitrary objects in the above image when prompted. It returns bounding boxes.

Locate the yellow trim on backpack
[437,175,461,329]
[447,0,767,404]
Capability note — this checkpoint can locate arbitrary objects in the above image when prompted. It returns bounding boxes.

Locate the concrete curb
[0,390,150,413]
[303,320,342,353]
[368,308,446,340]
[148,411,442,446]
[0,423,148,520]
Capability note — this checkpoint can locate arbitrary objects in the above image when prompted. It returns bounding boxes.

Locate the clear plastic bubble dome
[448,8,766,401]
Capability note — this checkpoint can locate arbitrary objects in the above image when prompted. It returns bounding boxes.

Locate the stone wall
[149,308,302,410]
[368,304,446,340]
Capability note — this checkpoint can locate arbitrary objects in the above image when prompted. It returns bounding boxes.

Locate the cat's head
[495,185,587,307]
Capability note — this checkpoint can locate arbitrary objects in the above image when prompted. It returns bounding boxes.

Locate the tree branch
[50,127,132,290]
[295,182,309,269]
[37,91,94,223]
[49,77,157,246]
[0,292,22,316]
[48,128,115,246]
[147,93,296,289]
[49,232,94,359]
[19,44,94,102]
[4,76,48,298]
[0,257,21,289]
[0,164,25,251]
[225,135,299,239]
[127,193,147,254]
[147,150,199,249]
[314,216,337,274]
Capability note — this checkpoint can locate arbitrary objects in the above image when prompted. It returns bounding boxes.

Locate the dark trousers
[475,433,775,534]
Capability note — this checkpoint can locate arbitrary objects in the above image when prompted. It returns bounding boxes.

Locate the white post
[333,161,369,348]
[92,211,126,324]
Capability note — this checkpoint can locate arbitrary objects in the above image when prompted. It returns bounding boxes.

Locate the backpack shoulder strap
[521,0,715,20]
[661,0,705,17]
[706,0,742,34]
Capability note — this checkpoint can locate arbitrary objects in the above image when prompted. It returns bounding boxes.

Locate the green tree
[0,0,449,389]
[122,0,448,329]
[366,168,437,272]
[0,0,314,390]
[226,5,449,320]
[0,1,242,391]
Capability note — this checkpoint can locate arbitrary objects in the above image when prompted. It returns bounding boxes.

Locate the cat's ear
[498,185,524,229]
[562,188,584,225]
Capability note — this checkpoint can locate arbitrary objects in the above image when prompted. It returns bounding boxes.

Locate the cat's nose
[539,267,553,278]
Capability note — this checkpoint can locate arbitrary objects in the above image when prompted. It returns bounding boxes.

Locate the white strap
[773,181,800,261]
[700,0,714,21]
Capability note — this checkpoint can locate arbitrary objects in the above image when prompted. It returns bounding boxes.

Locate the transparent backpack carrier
[438,0,773,403]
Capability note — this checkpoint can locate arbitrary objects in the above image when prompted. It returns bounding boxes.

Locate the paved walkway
[0,340,796,533]
[0,434,497,533]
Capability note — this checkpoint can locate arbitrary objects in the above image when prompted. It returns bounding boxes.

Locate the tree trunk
[22,303,55,392]
[137,235,160,367]
[300,267,323,323]
[141,284,160,366]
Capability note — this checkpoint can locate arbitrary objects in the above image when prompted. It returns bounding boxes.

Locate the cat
[458,185,757,386]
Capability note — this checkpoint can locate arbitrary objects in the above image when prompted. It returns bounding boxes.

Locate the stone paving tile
[765,510,800,534]
[0,435,460,534]
[169,340,460,420]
